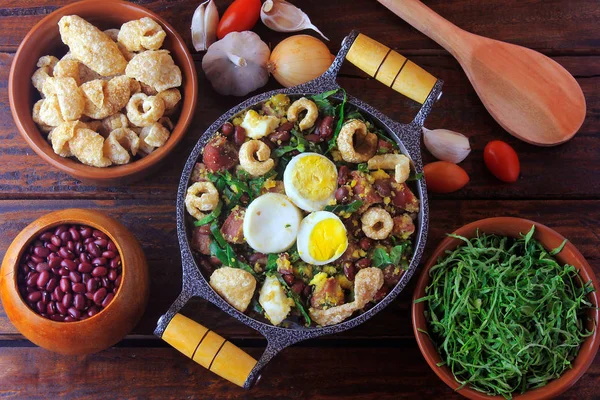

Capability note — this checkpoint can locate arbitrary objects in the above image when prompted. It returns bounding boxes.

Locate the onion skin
[267,35,333,87]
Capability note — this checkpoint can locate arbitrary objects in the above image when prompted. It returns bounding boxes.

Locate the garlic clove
[423,127,471,164]
[261,0,329,41]
[191,0,219,52]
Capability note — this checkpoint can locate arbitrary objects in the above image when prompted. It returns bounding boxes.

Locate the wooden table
[1,0,599,398]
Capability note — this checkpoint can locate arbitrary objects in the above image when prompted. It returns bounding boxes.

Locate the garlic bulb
[202,31,270,96]
[423,127,471,163]
[267,35,333,87]
[191,0,219,52]
[261,0,329,41]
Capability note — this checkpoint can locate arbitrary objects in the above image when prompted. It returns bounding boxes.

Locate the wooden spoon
[378,0,586,146]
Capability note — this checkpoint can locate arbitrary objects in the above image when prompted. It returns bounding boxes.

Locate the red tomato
[217,0,262,39]
[424,161,470,194]
[483,140,520,183]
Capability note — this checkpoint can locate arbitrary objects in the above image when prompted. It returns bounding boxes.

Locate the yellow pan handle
[162,313,257,388]
[346,33,437,104]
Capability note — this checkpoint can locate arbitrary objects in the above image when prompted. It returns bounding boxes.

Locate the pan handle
[345,33,437,104]
[161,313,258,388]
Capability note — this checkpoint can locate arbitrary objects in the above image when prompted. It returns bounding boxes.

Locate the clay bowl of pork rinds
[8,0,197,185]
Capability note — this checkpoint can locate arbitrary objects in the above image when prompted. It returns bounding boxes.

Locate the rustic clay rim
[3,209,130,325]
[8,0,197,183]
[412,217,600,399]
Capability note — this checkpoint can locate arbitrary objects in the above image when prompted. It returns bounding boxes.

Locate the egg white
[297,211,348,266]
[283,152,338,212]
[243,193,302,254]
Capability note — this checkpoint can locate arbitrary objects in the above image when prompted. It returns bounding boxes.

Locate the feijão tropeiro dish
[184,90,422,327]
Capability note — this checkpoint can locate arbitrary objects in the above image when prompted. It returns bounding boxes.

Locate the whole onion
[267,35,334,87]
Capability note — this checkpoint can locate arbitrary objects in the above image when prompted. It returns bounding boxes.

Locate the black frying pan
[154,31,443,388]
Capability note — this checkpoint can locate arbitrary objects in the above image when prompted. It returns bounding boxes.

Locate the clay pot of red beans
[0,209,149,355]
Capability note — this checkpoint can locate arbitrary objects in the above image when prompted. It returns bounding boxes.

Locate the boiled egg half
[297,211,348,265]
[243,193,302,254]
[283,153,338,212]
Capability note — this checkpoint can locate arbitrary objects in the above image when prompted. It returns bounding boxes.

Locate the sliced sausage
[191,226,212,255]
[220,207,245,244]
[203,135,238,173]
[391,182,419,213]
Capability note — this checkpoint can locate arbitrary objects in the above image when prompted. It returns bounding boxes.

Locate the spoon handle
[377,0,469,58]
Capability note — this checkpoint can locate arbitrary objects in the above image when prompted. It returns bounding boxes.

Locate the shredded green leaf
[209,223,258,278]
[357,163,369,173]
[194,201,223,226]
[275,273,311,326]
[372,244,409,269]
[418,226,594,399]
[324,200,363,214]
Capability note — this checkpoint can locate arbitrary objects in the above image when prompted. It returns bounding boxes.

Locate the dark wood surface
[0,0,598,398]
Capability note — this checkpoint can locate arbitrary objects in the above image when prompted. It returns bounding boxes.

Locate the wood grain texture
[1,0,599,53]
[0,346,598,399]
[0,199,597,339]
[0,53,599,200]
[0,0,599,397]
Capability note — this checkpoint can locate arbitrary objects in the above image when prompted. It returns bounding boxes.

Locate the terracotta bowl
[8,0,197,185]
[413,217,600,400]
[0,209,149,355]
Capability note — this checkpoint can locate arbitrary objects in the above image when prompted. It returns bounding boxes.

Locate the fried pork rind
[102,113,129,135]
[157,88,182,116]
[32,56,59,95]
[185,181,219,219]
[129,79,142,95]
[103,128,140,165]
[126,92,165,127]
[58,15,127,77]
[39,95,65,126]
[53,59,81,85]
[140,122,170,147]
[48,120,79,157]
[69,128,112,167]
[309,268,384,327]
[125,50,182,92]
[81,76,132,119]
[103,29,135,61]
[42,77,85,121]
[209,267,256,312]
[118,17,166,52]
[32,100,52,131]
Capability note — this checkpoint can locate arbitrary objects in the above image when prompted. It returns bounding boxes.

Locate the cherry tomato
[483,140,520,183]
[217,0,262,40]
[424,161,470,194]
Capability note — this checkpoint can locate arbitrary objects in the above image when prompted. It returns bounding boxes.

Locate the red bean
[62,293,73,308]
[108,269,118,281]
[59,277,71,293]
[233,125,247,146]
[46,278,58,293]
[72,283,86,293]
[92,267,108,277]
[48,257,61,269]
[355,258,372,269]
[33,246,50,258]
[69,271,82,283]
[80,227,93,239]
[87,243,101,257]
[102,251,116,259]
[53,287,65,302]
[36,301,46,314]
[88,306,100,317]
[68,307,81,319]
[101,293,114,308]
[58,247,74,260]
[115,275,122,288]
[69,227,80,241]
[47,302,56,316]
[87,278,98,293]
[283,274,295,285]
[107,241,117,252]
[92,257,107,266]
[78,262,93,273]
[84,237,95,244]
[82,273,92,284]
[221,122,234,136]
[56,302,67,315]
[40,232,53,241]
[54,225,68,236]
[344,263,356,281]
[109,257,121,269]
[67,241,76,252]
[35,262,50,273]
[92,230,108,240]
[93,239,108,248]
[61,259,77,271]
[93,288,107,304]
[50,235,62,247]
[30,255,44,264]
[79,252,90,263]
[27,291,42,303]
[359,238,373,251]
[45,243,59,252]
[74,294,85,310]
[59,268,69,277]
[26,272,39,288]
[59,231,71,243]
[291,281,305,294]
[335,187,350,203]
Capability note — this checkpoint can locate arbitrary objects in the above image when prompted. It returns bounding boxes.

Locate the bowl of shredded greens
[413,217,599,400]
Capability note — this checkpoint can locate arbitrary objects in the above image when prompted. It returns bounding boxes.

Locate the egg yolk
[308,218,347,262]
[291,155,337,201]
